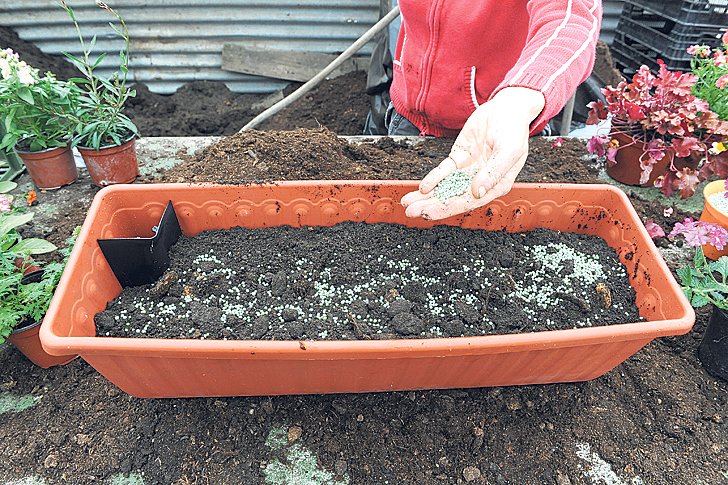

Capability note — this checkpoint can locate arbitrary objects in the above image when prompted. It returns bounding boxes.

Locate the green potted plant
[0,182,78,367]
[60,1,139,187]
[0,49,78,189]
[671,218,728,381]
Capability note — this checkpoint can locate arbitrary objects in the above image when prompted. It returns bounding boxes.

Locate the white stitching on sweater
[509,0,573,84]
[543,0,599,91]
[469,66,480,108]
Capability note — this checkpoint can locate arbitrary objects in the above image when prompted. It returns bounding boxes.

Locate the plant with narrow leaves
[0,48,76,152]
[60,1,138,150]
[0,226,79,343]
[688,29,728,121]
[677,247,728,311]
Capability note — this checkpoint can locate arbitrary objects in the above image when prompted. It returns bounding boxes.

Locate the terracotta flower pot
[16,144,78,190]
[39,182,694,398]
[13,257,41,275]
[8,320,77,368]
[699,306,728,381]
[606,132,698,187]
[699,180,728,260]
[78,137,138,187]
[6,270,77,368]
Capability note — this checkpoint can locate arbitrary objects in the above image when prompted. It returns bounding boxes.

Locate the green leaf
[0,213,33,237]
[708,257,728,280]
[677,267,692,287]
[11,238,57,255]
[694,247,707,268]
[92,52,107,69]
[690,292,710,308]
[0,181,17,194]
[17,88,34,105]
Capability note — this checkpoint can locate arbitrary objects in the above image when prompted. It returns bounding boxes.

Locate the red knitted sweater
[390,0,602,137]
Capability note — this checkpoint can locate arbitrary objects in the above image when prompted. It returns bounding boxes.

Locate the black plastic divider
[98,201,182,288]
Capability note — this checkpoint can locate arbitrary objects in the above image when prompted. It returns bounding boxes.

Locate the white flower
[0,58,11,80]
[16,65,37,86]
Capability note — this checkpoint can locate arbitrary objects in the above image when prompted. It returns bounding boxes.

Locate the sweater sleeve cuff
[489,72,566,136]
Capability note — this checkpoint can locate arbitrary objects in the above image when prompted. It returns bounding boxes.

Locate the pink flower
[645,220,665,239]
[664,207,674,217]
[0,194,11,212]
[586,134,609,157]
[687,44,710,58]
[717,74,728,89]
[606,147,618,162]
[714,52,727,66]
[723,30,728,45]
[669,218,728,249]
[551,137,564,148]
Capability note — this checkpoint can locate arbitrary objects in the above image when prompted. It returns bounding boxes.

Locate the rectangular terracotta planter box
[40,182,694,398]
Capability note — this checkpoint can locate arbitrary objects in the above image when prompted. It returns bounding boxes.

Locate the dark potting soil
[125,72,370,137]
[95,224,639,341]
[159,128,596,185]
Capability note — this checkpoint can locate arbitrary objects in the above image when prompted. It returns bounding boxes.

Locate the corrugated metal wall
[0,0,380,94]
[1,1,624,94]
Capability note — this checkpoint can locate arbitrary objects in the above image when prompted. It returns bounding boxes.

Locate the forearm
[490,0,602,133]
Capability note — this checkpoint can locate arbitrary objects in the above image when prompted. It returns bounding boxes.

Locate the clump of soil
[160,128,452,183]
[95,224,639,341]
[160,129,596,184]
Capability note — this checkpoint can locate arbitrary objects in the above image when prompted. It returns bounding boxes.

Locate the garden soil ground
[1,131,726,485]
[1,26,725,485]
[96,226,639,340]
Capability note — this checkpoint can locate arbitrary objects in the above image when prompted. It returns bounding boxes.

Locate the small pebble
[463,465,481,482]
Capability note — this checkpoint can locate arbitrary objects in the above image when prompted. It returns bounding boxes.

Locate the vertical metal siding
[0,0,380,94]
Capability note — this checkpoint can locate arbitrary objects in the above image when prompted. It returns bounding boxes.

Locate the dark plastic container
[626,0,728,29]
[698,307,728,381]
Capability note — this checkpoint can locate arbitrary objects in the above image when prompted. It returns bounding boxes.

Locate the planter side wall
[86,339,653,398]
[41,182,694,397]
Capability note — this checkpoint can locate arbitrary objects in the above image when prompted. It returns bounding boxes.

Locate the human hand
[401,87,545,220]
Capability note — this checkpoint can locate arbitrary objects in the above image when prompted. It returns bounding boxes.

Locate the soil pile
[160,129,599,184]
[161,128,451,183]
[0,27,370,136]
[96,225,639,340]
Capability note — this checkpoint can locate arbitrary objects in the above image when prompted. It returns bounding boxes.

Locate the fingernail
[478,186,486,198]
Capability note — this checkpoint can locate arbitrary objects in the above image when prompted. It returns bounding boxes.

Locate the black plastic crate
[618,16,721,61]
[611,31,694,76]
[622,1,727,38]
[628,0,728,28]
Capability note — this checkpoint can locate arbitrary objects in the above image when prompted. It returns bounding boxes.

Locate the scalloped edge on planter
[40,182,695,397]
